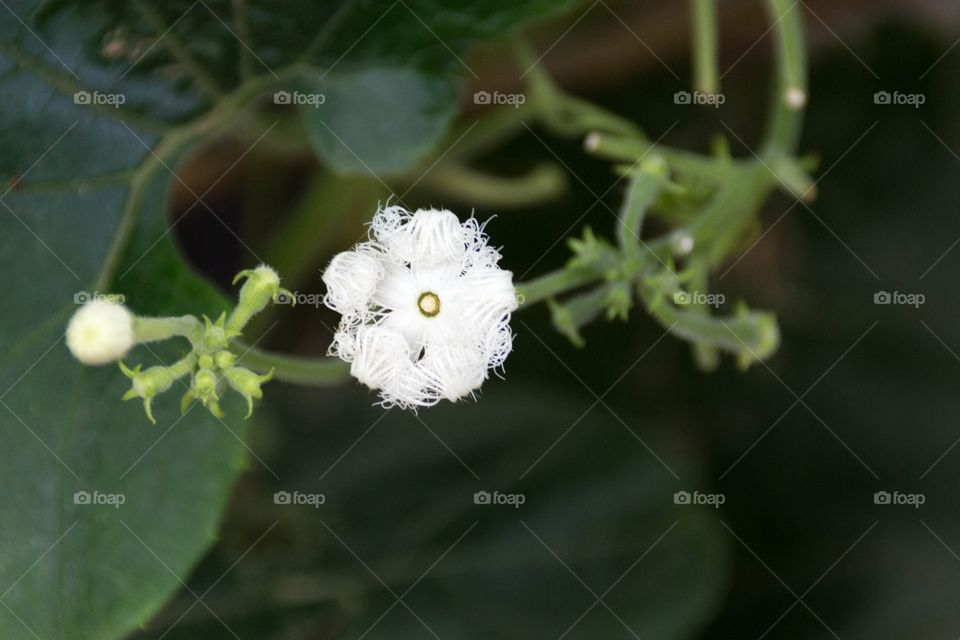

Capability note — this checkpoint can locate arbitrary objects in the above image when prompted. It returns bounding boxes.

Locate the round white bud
[66,300,135,365]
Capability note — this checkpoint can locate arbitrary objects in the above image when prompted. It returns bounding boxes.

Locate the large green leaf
[0,3,242,640]
[295,0,579,175]
[296,66,461,176]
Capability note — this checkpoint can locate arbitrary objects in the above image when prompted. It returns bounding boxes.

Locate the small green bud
[187,368,225,419]
[639,155,669,178]
[214,350,237,369]
[198,354,214,369]
[226,265,288,333]
[605,283,632,321]
[224,366,274,418]
[547,299,585,348]
[119,361,178,424]
[202,313,230,350]
[194,368,218,395]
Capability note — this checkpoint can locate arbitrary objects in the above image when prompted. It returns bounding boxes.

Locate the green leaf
[0,4,250,640]
[295,0,579,175]
[296,67,461,176]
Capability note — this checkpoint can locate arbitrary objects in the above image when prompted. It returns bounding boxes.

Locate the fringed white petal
[349,327,412,390]
[322,249,383,315]
[405,208,466,266]
[418,345,487,402]
[370,204,413,249]
[449,267,518,331]
[482,323,514,372]
[379,363,439,410]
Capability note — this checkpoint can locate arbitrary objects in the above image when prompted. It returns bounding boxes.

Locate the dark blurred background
[139,1,960,637]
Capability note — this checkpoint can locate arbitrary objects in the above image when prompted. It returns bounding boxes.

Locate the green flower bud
[185,368,225,419]
[198,354,214,369]
[605,282,633,321]
[194,368,218,395]
[214,350,237,369]
[224,366,274,418]
[226,265,288,333]
[119,359,189,424]
[201,313,231,351]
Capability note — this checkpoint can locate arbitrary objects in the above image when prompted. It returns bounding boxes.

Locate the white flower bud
[66,300,135,365]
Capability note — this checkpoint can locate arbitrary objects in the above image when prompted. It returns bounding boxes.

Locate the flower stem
[231,345,350,385]
[762,0,807,156]
[516,268,599,307]
[616,158,667,253]
[690,0,720,95]
[133,315,201,344]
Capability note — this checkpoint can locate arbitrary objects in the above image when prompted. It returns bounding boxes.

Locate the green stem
[232,345,349,385]
[232,0,255,81]
[96,68,304,292]
[414,162,566,208]
[548,285,610,347]
[690,0,720,95]
[513,38,641,139]
[168,353,199,378]
[133,315,201,343]
[685,260,720,371]
[516,268,600,307]
[586,133,733,181]
[762,0,807,156]
[616,158,667,253]
[443,101,540,162]
[641,286,779,361]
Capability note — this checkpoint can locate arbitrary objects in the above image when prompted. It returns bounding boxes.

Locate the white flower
[66,300,135,365]
[322,205,518,409]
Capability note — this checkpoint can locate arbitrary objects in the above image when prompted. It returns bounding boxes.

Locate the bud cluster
[67,265,289,423]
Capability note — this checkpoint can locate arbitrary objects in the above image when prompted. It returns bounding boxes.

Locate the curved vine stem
[232,344,349,385]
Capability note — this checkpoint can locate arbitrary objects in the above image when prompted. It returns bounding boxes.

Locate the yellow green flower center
[417,291,441,317]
